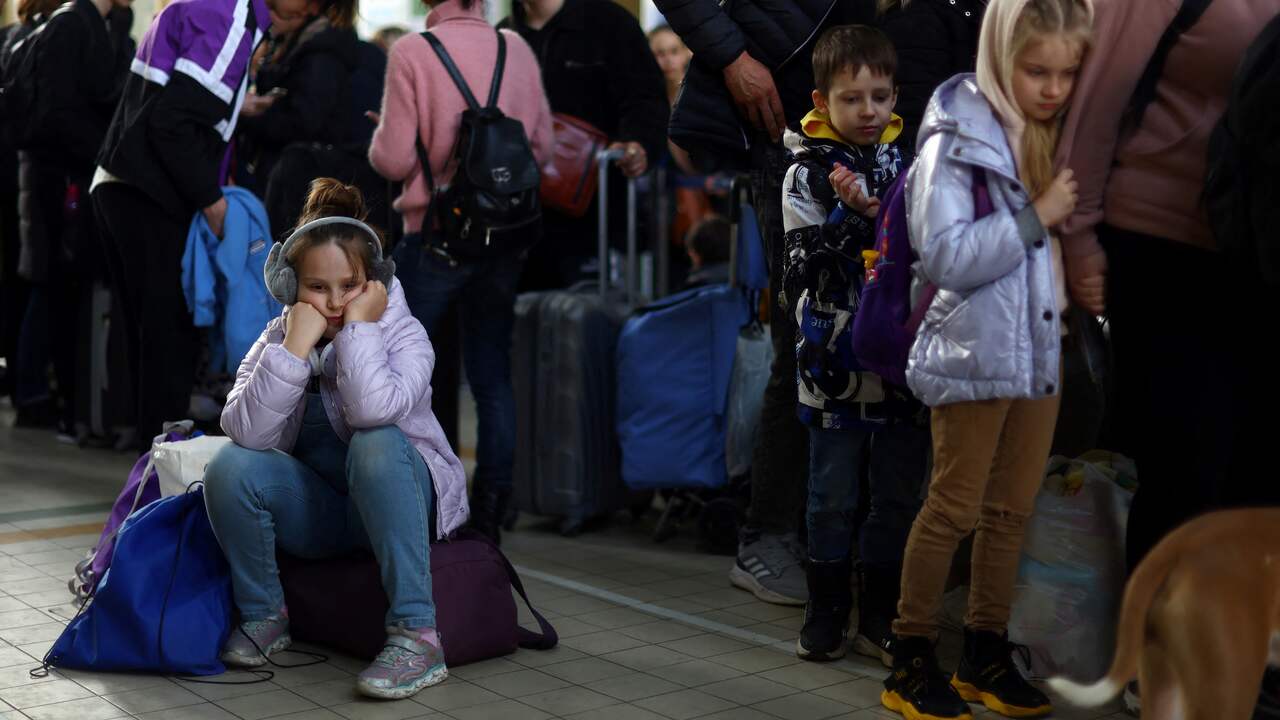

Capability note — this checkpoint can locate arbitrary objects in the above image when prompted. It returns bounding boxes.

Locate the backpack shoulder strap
[473,533,558,650]
[1127,0,1213,130]
[420,31,481,111]
[486,30,506,109]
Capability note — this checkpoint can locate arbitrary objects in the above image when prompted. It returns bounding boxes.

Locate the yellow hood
[801,108,904,146]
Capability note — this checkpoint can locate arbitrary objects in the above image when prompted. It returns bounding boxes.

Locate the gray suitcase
[510,150,640,535]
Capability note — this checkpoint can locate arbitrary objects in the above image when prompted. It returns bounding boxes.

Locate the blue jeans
[204,394,438,629]
[392,233,522,491]
[807,424,930,565]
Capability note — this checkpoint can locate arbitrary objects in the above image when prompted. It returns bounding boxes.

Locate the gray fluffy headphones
[263,217,397,306]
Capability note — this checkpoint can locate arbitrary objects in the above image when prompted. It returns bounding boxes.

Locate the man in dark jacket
[8,0,133,433]
[503,0,668,290]
[656,0,875,607]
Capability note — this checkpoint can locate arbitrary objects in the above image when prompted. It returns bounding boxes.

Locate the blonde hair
[1008,0,1092,195]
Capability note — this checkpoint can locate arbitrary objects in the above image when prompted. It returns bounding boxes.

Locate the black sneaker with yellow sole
[951,628,1051,718]
[881,636,973,720]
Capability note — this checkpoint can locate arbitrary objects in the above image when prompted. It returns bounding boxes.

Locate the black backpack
[0,4,81,150]
[1203,13,1280,285]
[416,30,541,260]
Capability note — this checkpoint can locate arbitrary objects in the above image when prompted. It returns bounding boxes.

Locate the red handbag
[540,113,609,218]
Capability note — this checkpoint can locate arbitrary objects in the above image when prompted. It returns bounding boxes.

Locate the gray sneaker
[221,610,291,668]
[729,531,808,606]
[356,626,448,700]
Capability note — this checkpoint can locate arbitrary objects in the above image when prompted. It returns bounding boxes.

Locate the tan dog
[1048,508,1280,720]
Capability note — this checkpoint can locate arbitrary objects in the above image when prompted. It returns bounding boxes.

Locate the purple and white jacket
[97,0,270,220]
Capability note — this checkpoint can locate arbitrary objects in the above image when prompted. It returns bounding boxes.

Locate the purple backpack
[851,167,994,387]
[70,428,196,600]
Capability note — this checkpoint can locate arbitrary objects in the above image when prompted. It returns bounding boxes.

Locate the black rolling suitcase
[75,280,133,448]
[510,150,640,535]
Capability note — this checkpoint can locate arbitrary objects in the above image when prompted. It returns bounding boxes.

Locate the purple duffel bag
[277,530,557,666]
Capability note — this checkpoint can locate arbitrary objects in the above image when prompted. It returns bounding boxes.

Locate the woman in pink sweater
[368,0,552,543]
[1056,5,1275,697]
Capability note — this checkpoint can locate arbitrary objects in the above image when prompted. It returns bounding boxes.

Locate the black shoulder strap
[1127,0,1213,130]
[486,31,506,109]
[474,533,558,650]
[420,31,481,111]
[416,135,434,193]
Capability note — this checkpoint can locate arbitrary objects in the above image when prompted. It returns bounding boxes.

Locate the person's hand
[608,141,648,178]
[1068,250,1107,315]
[1033,168,1078,229]
[203,197,228,238]
[723,51,785,142]
[830,165,878,218]
[343,281,388,324]
[284,302,327,360]
[239,93,276,118]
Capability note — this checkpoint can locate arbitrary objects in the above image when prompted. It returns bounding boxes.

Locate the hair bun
[299,178,367,223]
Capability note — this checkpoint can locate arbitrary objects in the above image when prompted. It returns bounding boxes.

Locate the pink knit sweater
[368,0,554,235]
[1057,0,1275,262]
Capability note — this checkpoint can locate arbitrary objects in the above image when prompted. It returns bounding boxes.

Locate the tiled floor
[0,401,1130,720]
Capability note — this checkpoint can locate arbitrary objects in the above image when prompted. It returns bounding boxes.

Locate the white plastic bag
[1008,452,1137,679]
[724,323,773,478]
[152,434,233,496]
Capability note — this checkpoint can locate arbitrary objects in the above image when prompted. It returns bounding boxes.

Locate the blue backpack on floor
[44,487,232,676]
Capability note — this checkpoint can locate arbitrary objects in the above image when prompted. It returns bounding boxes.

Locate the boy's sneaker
[852,563,899,668]
[729,530,807,606]
[882,635,972,720]
[356,626,448,700]
[796,559,852,662]
[221,610,291,668]
[951,628,1052,718]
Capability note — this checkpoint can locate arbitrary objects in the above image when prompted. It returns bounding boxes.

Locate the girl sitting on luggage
[204,178,468,700]
[879,0,1090,718]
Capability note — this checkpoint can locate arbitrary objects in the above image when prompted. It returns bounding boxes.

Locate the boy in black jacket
[780,25,929,665]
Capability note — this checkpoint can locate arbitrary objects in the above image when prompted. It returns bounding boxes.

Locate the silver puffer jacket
[905,74,1062,407]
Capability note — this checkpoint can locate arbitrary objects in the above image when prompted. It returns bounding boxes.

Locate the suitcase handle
[596,148,639,305]
[728,175,752,289]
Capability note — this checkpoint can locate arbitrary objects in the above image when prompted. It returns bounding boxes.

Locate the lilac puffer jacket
[220,278,468,538]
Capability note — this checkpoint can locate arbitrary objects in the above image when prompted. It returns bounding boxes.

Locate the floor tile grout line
[512,565,886,678]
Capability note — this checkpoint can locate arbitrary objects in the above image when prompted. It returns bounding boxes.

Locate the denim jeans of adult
[807,424,930,565]
[746,137,809,536]
[392,233,521,492]
[204,395,439,629]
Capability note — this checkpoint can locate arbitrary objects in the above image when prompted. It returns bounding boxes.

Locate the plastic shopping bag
[1008,452,1137,680]
[724,323,772,478]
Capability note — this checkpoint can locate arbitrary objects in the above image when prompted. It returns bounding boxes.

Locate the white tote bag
[151,434,233,496]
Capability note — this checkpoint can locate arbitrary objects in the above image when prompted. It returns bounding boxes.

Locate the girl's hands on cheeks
[829,164,880,219]
[283,303,328,360]
[343,281,388,324]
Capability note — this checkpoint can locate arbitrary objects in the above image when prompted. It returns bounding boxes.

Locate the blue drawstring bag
[45,487,232,675]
